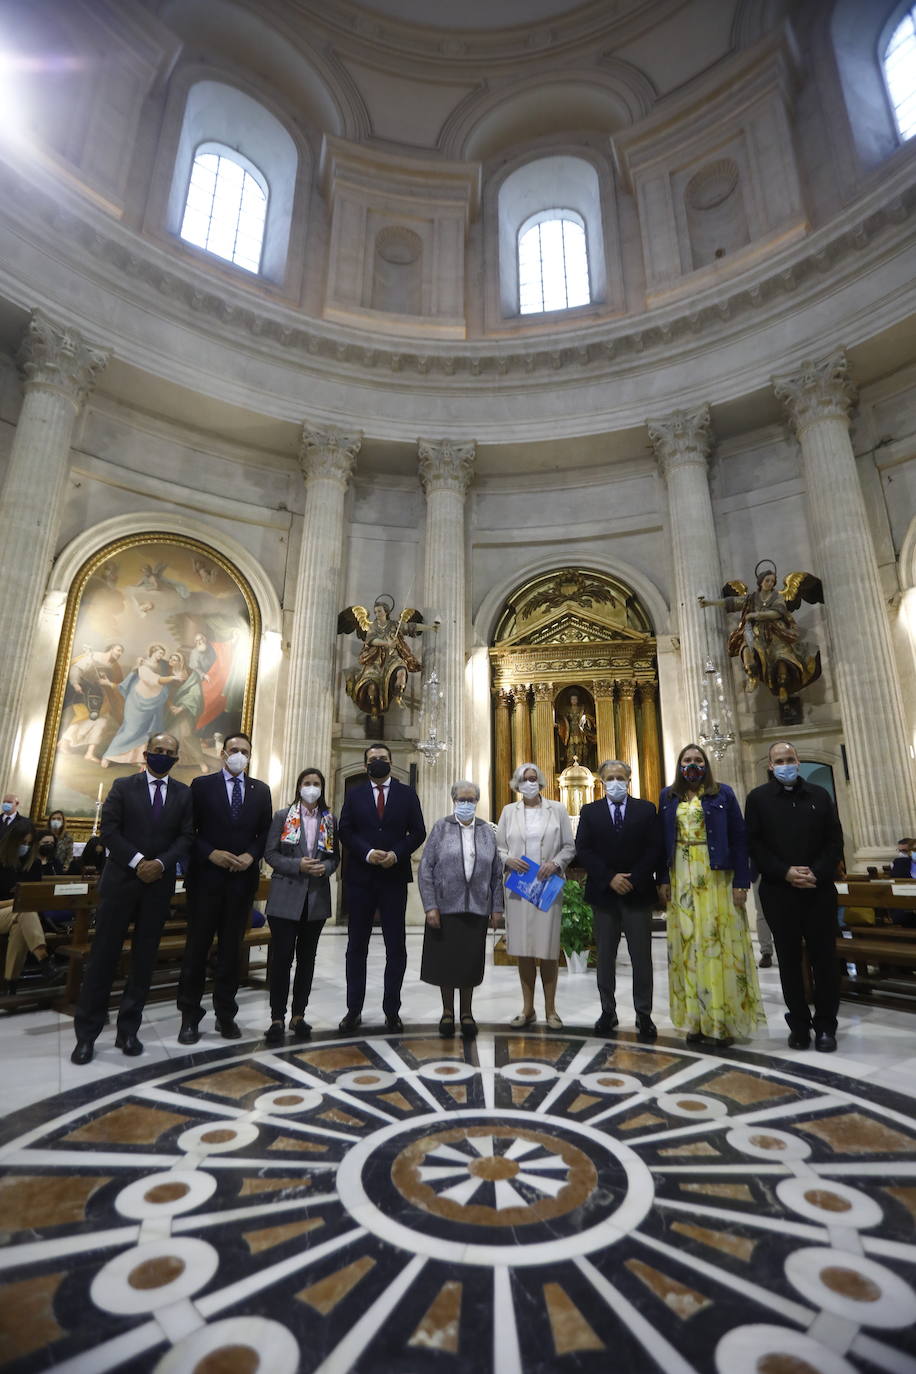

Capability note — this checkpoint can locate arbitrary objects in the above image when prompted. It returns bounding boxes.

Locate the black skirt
[421,911,488,988]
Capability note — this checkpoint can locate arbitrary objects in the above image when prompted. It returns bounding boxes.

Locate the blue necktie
[613,803,623,831]
[231,776,243,821]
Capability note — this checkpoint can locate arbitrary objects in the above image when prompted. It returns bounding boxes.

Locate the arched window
[180,144,268,273]
[518,210,590,315]
[884,6,916,140]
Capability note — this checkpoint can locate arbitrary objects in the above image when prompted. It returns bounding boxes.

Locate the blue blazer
[658,783,750,888]
[339,778,426,893]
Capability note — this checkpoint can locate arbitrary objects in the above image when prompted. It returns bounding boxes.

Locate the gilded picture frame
[34,532,261,830]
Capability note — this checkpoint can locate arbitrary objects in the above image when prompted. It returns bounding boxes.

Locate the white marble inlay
[115,1170,217,1220]
[153,1316,300,1374]
[715,1324,858,1374]
[784,1247,916,1329]
[90,1237,218,1315]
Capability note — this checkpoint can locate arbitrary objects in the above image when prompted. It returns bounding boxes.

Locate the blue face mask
[1,801,12,814]
[454,801,477,823]
[773,763,799,785]
[604,780,628,803]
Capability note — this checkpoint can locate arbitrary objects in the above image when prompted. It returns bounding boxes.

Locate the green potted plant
[560,878,593,973]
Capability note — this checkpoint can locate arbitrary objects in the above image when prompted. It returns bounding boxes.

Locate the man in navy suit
[338,743,426,1032]
[891,839,916,880]
[71,732,193,1064]
[176,732,273,1043]
[575,759,663,1041]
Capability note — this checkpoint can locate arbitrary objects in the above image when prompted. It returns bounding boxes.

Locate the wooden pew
[836,880,916,1009]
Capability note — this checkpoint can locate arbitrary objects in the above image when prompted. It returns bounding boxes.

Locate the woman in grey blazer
[419,780,503,1039]
[263,766,339,1044]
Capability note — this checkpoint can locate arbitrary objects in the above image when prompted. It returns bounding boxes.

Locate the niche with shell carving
[371,225,424,315]
[684,158,749,270]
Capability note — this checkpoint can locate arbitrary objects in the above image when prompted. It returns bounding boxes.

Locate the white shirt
[522,802,546,865]
[458,819,476,881]
[367,777,393,862]
[129,770,171,869]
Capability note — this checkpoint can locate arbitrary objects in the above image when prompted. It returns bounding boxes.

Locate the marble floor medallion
[1,1029,916,1373]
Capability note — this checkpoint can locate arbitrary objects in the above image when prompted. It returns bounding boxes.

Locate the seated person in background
[68,836,107,879]
[0,825,65,994]
[891,838,916,880]
[41,811,74,870]
[37,835,63,877]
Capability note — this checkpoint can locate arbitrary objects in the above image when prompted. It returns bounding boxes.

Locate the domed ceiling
[352,0,591,29]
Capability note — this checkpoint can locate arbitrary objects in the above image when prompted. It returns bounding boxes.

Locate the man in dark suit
[575,759,663,1042]
[176,732,273,1043]
[338,743,426,1032]
[0,791,29,839]
[71,732,193,1064]
[891,839,916,880]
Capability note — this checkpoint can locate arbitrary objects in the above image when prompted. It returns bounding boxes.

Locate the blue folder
[505,855,565,911]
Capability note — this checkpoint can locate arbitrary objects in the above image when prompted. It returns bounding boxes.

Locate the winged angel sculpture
[337,595,437,717]
[699,561,823,704]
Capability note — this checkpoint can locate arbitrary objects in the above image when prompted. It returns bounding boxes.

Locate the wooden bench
[836,880,916,1010]
[2,874,271,1016]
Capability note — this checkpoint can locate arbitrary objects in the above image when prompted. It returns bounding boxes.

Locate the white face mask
[604,780,628,803]
[454,801,477,823]
[50,818,63,830]
[518,780,541,798]
[300,785,321,805]
[224,751,249,775]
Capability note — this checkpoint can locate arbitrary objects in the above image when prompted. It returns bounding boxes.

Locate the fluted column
[648,404,742,790]
[512,684,532,768]
[639,682,663,805]
[285,424,361,798]
[0,311,109,782]
[773,351,916,855]
[493,688,513,813]
[615,681,641,797]
[531,682,556,798]
[594,679,617,767]
[418,438,476,820]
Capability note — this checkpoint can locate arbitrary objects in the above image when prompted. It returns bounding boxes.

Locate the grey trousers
[593,897,653,1019]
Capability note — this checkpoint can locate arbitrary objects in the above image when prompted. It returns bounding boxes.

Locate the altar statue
[699,561,823,704]
[337,595,437,717]
[555,690,597,770]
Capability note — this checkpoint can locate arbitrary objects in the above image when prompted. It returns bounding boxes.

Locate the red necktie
[376,786,385,820]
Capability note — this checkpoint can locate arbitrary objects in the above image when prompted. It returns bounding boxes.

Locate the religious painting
[34,533,260,825]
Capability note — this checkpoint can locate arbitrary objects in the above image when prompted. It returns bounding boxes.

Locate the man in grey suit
[71,733,193,1064]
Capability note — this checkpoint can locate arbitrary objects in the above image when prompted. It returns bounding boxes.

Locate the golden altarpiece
[489,569,662,811]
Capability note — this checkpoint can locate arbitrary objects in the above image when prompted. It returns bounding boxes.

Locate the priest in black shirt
[744,740,843,1052]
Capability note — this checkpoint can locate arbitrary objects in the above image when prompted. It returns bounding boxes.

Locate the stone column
[531,682,556,798]
[285,424,361,798]
[493,688,513,813]
[594,679,617,767]
[512,685,533,768]
[648,404,742,790]
[0,311,109,784]
[639,682,663,805]
[615,681,641,797]
[773,350,916,857]
[418,438,476,821]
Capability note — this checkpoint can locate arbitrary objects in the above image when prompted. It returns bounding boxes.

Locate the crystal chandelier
[697,595,735,761]
[417,669,448,765]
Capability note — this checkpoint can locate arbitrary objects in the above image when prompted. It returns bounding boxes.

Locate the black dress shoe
[177,1019,200,1045]
[438,1014,456,1038]
[460,1015,478,1040]
[216,1020,242,1040]
[264,1020,285,1046]
[70,1039,94,1065]
[787,1032,811,1050]
[594,1013,618,1034]
[338,1012,361,1033]
[115,1033,143,1056]
[385,1015,404,1034]
[38,959,67,985]
[636,1016,658,1042]
[758,952,773,968]
[815,1031,837,1053]
[685,1031,704,1044]
[289,1019,312,1042]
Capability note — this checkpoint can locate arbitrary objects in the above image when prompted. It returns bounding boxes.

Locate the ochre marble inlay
[468,1155,519,1181]
[201,1129,237,1145]
[0,1173,111,1231]
[243,1218,324,1254]
[820,1266,881,1302]
[625,1259,712,1320]
[128,1256,185,1290]
[379,1092,413,1111]
[297,1047,370,1071]
[194,1345,259,1374]
[183,1066,276,1100]
[757,1356,821,1374]
[803,1189,852,1213]
[145,1182,189,1205]
[801,1112,916,1155]
[706,1069,798,1106]
[748,1134,790,1152]
[409,1280,462,1352]
[319,1108,363,1127]
[678,1183,754,1202]
[507,1037,568,1063]
[883,1185,916,1224]
[65,1104,188,1145]
[511,1086,533,1106]
[239,1177,311,1196]
[444,1085,468,1104]
[543,1283,604,1354]
[0,1271,65,1361]
[671,1221,756,1262]
[657,1141,721,1158]
[268,1136,327,1153]
[296,1256,376,1314]
[620,1112,664,1130]
[604,1048,679,1074]
[403,1039,464,1062]
[569,1094,602,1113]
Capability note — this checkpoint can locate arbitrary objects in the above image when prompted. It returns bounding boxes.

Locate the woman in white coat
[495,762,575,1028]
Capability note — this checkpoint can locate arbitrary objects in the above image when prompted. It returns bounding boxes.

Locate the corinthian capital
[17,310,109,407]
[647,405,713,477]
[417,438,476,496]
[299,423,362,485]
[772,350,857,437]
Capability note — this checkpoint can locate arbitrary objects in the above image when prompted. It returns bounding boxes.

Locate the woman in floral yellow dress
[658,744,765,1045]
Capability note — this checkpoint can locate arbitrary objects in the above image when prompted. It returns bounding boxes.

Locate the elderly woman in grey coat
[263,766,339,1045]
[419,780,503,1039]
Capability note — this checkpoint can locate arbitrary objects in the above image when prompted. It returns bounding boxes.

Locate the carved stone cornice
[299,423,362,485]
[418,439,476,496]
[647,405,713,478]
[17,310,109,407]
[772,350,857,438]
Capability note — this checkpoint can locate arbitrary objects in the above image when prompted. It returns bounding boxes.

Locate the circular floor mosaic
[1,1030,916,1373]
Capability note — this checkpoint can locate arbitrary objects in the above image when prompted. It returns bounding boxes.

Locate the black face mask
[367,758,391,780]
[145,753,177,776]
